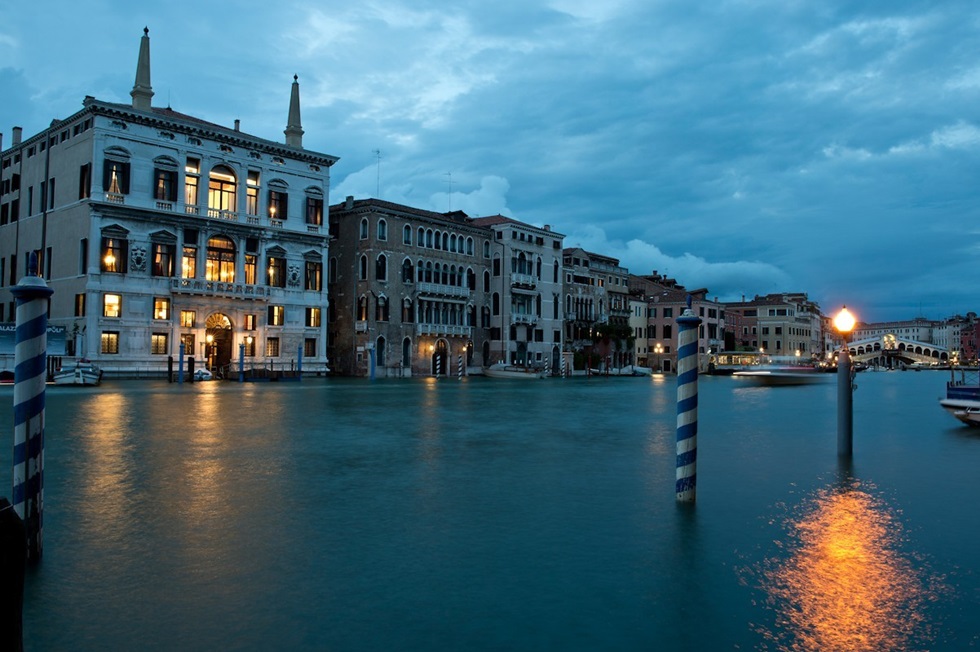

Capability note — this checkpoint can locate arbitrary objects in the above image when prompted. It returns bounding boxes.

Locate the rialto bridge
[842,334,950,368]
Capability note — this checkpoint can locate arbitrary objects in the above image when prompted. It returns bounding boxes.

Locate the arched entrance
[431,339,448,376]
[205,313,233,376]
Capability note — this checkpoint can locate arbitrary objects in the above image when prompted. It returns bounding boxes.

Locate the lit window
[180,310,196,328]
[266,337,280,357]
[243,335,256,357]
[267,256,286,288]
[207,165,236,213]
[182,246,197,279]
[245,254,257,284]
[180,333,195,354]
[244,313,257,331]
[152,243,175,277]
[306,307,321,327]
[102,160,130,195]
[101,331,119,354]
[185,157,200,207]
[153,297,170,320]
[306,196,323,225]
[269,189,288,219]
[151,333,168,354]
[246,171,260,216]
[103,293,121,318]
[268,305,285,326]
[154,168,177,202]
[101,237,127,273]
[205,236,236,283]
[305,261,322,291]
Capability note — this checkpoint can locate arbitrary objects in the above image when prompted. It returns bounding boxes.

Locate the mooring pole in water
[167,355,174,383]
[188,357,195,384]
[435,355,441,378]
[675,295,702,503]
[368,346,376,381]
[837,344,854,456]
[297,345,303,382]
[11,252,53,562]
[457,355,463,380]
[239,343,245,383]
[178,341,185,384]
[561,356,567,378]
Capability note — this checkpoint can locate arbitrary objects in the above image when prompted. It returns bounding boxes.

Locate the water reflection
[759,475,942,651]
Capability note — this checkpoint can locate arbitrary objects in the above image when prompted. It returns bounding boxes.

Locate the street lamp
[206,333,215,372]
[654,343,663,373]
[834,306,856,457]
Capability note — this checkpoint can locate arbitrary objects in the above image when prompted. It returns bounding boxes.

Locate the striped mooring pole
[11,253,53,561]
[675,295,702,502]
[435,355,441,378]
[457,355,463,380]
[561,356,567,378]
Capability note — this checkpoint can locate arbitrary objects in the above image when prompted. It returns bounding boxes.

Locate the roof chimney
[234,119,240,132]
[12,126,22,146]
[345,195,354,210]
[284,75,304,148]
[131,27,154,111]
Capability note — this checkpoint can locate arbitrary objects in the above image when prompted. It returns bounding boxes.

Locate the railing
[511,314,536,325]
[246,216,260,225]
[155,201,174,211]
[170,278,272,299]
[270,219,284,229]
[307,225,320,234]
[511,273,535,287]
[185,205,200,215]
[105,192,125,204]
[417,282,470,298]
[208,208,239,222]
[416,323,473,338]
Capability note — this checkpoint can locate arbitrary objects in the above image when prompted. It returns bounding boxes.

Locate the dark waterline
[1,371,977,651]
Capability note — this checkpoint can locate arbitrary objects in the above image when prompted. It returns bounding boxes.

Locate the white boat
[484,363,545,379]
[731,368,824,386]
[52,360,103,386]
[941,369,980,426]
[193,368,214,381]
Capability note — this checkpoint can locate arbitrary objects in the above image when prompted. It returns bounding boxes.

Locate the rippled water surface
[1,370,978,651]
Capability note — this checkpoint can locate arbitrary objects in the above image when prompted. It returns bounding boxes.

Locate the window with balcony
[153,297,171,320]
[269,188,288,220]
[245,254,257,284]
[306,196,323,226]
[154,167,177,203]
[246,171,260,216]
[102,159,130,195]
[205,236,236,283]
[103,293,121,318]
[185,157,200,208]
[182,245,197,279]
[208,165,237,214]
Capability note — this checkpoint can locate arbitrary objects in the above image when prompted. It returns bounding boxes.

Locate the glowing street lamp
[654,343,663,373]
[835,306,856,457]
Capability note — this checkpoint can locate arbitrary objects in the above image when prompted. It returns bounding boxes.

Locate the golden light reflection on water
[759,480,942,652]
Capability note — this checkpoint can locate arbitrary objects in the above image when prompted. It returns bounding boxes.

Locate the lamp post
[834,306,856,456]
[654,343,663,373]
[205,333,215,372]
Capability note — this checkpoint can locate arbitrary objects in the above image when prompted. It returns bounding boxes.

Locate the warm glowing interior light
[834,306,856,334]
[104,253,116,267]
[206,334,214,344]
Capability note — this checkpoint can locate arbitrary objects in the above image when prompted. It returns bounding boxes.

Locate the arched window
[357,296,368,321]
[450,265,458,286]
[359,254,368,280]
[402,337,412,366]
[450,234,457,252]
[434,230,442,250]
[425,261,433,283]
[441,264,449,285]
[403,225,412,245]
[360,218,369,239]
[442,232,449,250]
[402,258,414,283]
[433,262,441,284]
[483,270,490,292]
[467,237,475,256]
[208,165,237,214]
[403,299,414,324]
[206,235,236,282]
[376,254,387,281]
[376,336,387,366]
[376,296,389,321]
[377,219,388,241]
[467,268,476,290]
[483,241,490,258]
[426,229,433,248]
[492,292,500,316]
[418,227,425,247]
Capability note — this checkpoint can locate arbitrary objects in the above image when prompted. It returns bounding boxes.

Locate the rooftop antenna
[373,149,382,198]
[445,171,453,212]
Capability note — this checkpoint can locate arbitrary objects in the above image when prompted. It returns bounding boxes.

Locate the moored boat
[51,360,103,386]
[731,367,824,386]
[940,368,980,426]
[484,362,545,379]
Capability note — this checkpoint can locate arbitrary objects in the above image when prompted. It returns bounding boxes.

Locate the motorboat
[941,369,980,426]
[193,368,214,381]
[52,360,103,386]
[731,367,825,386]
[483,363,545,379]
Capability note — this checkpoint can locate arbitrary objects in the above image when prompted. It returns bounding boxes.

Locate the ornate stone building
[0,29,337,376]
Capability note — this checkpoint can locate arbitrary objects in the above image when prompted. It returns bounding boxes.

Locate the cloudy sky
[2,0,978,322]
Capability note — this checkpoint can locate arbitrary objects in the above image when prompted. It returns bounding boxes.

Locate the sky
[2,0,979,322]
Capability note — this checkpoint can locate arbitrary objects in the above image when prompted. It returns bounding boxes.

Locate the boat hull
[731,370,824,386]
[52,364,102,386]
[484,364,545,379]
[940,398,980,427]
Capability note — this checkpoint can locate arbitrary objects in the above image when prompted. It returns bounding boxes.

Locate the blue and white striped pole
[675,295,702,502]
[457,355,463,380]
[178,341,185,384]
[561,356,567,378]
[11,253,53,562]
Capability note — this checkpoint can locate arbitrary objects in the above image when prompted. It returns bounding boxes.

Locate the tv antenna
[373,149,382,198]
[444,171,453,211]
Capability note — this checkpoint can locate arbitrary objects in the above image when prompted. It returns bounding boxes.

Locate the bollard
[167,355,174,383]
[675,295,702,502]
[0,497,26,651]
[178,342,185,384]
[188,357,195,384]
[297,345,303,382]
[238,343,245,383]
[838,346,853,456]
[544,359,550,377]
[11,253,53,562]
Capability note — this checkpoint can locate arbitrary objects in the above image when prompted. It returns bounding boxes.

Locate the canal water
[1,370,978,651]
